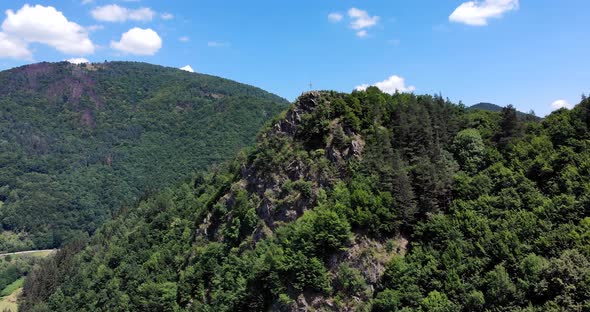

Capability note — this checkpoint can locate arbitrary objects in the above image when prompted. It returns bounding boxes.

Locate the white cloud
[1,4,94,55]
[128,7,155,21]
[86,25,104,32]
[328,12,343,23]
[111,27,162,55]
[348,8,379,30]
[179,36,189,42]
[356,30,368,38]
[207,41,230,48]
[0,32,31,59]
[91,5,155,22]
[161,13,174,20]
[356,75,416,94]
[180,65,194,72]
[81,0,94,5]
[551,99,572,110]
[65,57,89,64]
[449,0,519,26]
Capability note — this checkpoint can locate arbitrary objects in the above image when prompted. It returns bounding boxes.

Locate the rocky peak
[272,91,323,136]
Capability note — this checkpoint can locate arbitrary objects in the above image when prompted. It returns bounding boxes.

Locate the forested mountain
[21,89,590,311]
[470,102,505,112]
[469,102,539,120]
[0,61,287,251]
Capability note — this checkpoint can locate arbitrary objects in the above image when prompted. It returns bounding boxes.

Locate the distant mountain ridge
[0,61,288,251]
[469,102,539,119]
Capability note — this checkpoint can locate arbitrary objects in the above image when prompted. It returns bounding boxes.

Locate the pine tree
[495,104,521,148]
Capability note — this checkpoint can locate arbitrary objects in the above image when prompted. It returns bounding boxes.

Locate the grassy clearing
[0,250,54,311]
[0,278,24,297]
[21,250,55,259]
[0,287,20,312]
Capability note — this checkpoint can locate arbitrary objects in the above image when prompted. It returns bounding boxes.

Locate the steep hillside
[0,61,287,251]
[22,89,590,311]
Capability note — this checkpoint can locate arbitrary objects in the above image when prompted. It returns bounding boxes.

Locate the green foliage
[19,89,590,311]
[333,263,367,296]
[277,206,352,261]
[0,61,287,251]
[452,129,485,173]
[0,277,24,297]
[372,289,402,312]
[420,291,459,312]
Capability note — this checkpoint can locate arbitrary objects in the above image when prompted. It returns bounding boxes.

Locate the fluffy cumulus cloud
[180,65,194,72]
[0,32,31,59]
[65,57,89,64]
[328,12,343,23]
[1,4,94,56]
[449,0,519,26]
[91,4,155,22]
[551,99,572,110]
[356,75,416,94]
[111,27,162,55]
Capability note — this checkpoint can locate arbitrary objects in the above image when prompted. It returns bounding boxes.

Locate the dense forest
[0,62,287,251]
[21,89,590,311]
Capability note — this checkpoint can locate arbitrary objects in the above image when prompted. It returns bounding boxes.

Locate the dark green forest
[20,89,590,311]
[0,61,287,251]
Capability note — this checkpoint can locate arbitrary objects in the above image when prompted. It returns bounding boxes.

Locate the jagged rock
[350,137,365,158]
[273,91,321,136]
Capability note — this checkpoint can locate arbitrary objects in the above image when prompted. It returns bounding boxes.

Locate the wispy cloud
[208,41,231,48]
[348,8,379,30]
[329,8,379,38]
[387,39,401,46]
[91,4,155,22]
[161,13,174,20]
[356,30,368,38]
[328,12,343,23]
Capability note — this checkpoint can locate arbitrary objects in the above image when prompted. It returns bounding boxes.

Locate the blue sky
[0,0,588,116]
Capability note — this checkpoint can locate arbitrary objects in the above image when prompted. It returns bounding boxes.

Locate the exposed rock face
[273,91,322,136]
[202,92,400,311]
[210,91,365,241]
[288,236,407,312]
[237,92,326,234]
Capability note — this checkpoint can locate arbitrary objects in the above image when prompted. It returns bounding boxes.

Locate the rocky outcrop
[273,91,322,136]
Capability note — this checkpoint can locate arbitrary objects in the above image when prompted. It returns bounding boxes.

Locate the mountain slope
[470,102,505,112]
[22,89,590,311]
[0,61,287,251]
[469,102,539,120]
